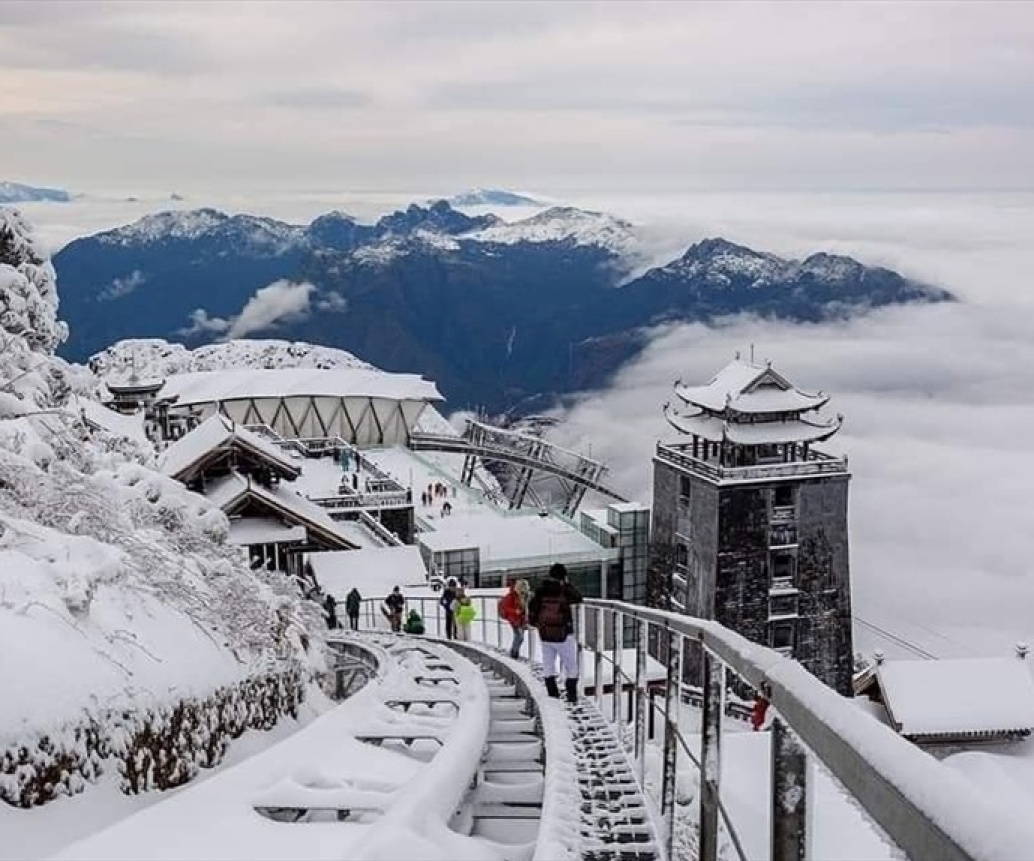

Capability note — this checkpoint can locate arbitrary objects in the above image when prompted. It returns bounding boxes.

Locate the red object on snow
[750,695,770,731]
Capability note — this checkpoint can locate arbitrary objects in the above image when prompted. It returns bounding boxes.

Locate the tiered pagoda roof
[664,356,841,446]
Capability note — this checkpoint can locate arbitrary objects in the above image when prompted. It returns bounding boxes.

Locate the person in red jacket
[498,579,530,659]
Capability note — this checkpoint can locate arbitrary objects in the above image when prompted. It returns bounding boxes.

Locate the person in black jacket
[383,586,405,633]
[345,588,362,631]
[439,578,458,639]
[528,563,583,703]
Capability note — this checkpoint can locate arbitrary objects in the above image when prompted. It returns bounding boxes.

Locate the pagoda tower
[650,354,854,695]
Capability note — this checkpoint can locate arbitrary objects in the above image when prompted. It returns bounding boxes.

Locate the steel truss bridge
[410,419,627,517]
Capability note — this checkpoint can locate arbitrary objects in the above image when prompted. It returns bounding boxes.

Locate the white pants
[541,635,579,680]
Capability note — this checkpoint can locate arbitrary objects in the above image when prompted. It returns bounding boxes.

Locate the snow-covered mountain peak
[448,188,543,207]
[376,200,498,238]
[669,237,787,286]
[797,251,865,282]
[466,205,639,256]
[99,208,230,244]
[308,209,358,226]
[0,181,72,203]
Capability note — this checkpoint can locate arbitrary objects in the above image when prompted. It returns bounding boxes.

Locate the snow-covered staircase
[567,702,659,861]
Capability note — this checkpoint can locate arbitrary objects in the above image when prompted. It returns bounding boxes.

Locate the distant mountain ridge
[52,199,954,412]
[0,181,72,203]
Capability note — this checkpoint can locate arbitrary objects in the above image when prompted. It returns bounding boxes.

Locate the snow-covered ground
[0,696,331,861]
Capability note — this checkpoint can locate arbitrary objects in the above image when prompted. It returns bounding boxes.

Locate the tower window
[770,621,795,652]
[675,542,689,570]
[774,485,796,507]
[771,552,796,582]
[679,475,692,506]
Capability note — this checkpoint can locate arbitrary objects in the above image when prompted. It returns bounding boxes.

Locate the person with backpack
[455,588,477,641]
[345,588,362,631]
[498,579,530,659]
[440,578,458,639]
[528,563,583,703]
[383,586,405,633]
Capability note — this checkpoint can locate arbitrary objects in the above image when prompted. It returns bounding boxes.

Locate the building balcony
[656,441,848,485]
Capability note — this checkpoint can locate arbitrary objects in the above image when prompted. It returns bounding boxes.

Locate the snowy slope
[0,210,325,803]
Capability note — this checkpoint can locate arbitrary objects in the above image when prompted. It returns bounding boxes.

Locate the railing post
[594,606,605,712]
[660,629,681,858]
[771,716,808,861]
[634,618,648,784]
[699,648,725,861]
[611,607,623,732]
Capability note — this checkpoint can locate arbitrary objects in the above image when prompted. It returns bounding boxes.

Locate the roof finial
[1018,642,1029,660]
[749,344,755,364]
[734,349,741,360]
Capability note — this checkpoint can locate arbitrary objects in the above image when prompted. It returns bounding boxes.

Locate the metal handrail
[580,599,1025,861]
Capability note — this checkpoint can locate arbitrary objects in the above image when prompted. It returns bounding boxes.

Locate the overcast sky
[2,1,1034,196]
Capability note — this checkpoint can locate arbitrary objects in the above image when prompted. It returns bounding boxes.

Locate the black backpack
[536,595,568,643]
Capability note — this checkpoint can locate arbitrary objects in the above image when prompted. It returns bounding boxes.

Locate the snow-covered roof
[664,404,842,445]
[69,395,150,447]
[206,472,358,550]
[674,358,828,415]
[227,518,306,546]
[419,510,611,567]
[158,367,442,406]
[309,546,429,600]
[159,414,300,482]
[877,657,1034,738]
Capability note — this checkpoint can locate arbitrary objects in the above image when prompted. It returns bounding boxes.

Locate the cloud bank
[180,279,316,339]
[548,302,1034,661]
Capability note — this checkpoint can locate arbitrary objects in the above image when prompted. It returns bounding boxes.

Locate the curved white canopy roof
[158,367,442,407]
[674,358,828,415]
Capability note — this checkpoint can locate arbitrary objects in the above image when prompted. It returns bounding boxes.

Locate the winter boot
[565,678,579,704]
[544,676,560,698]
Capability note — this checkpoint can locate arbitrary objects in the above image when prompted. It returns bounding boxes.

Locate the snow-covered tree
[0,209,328,807]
